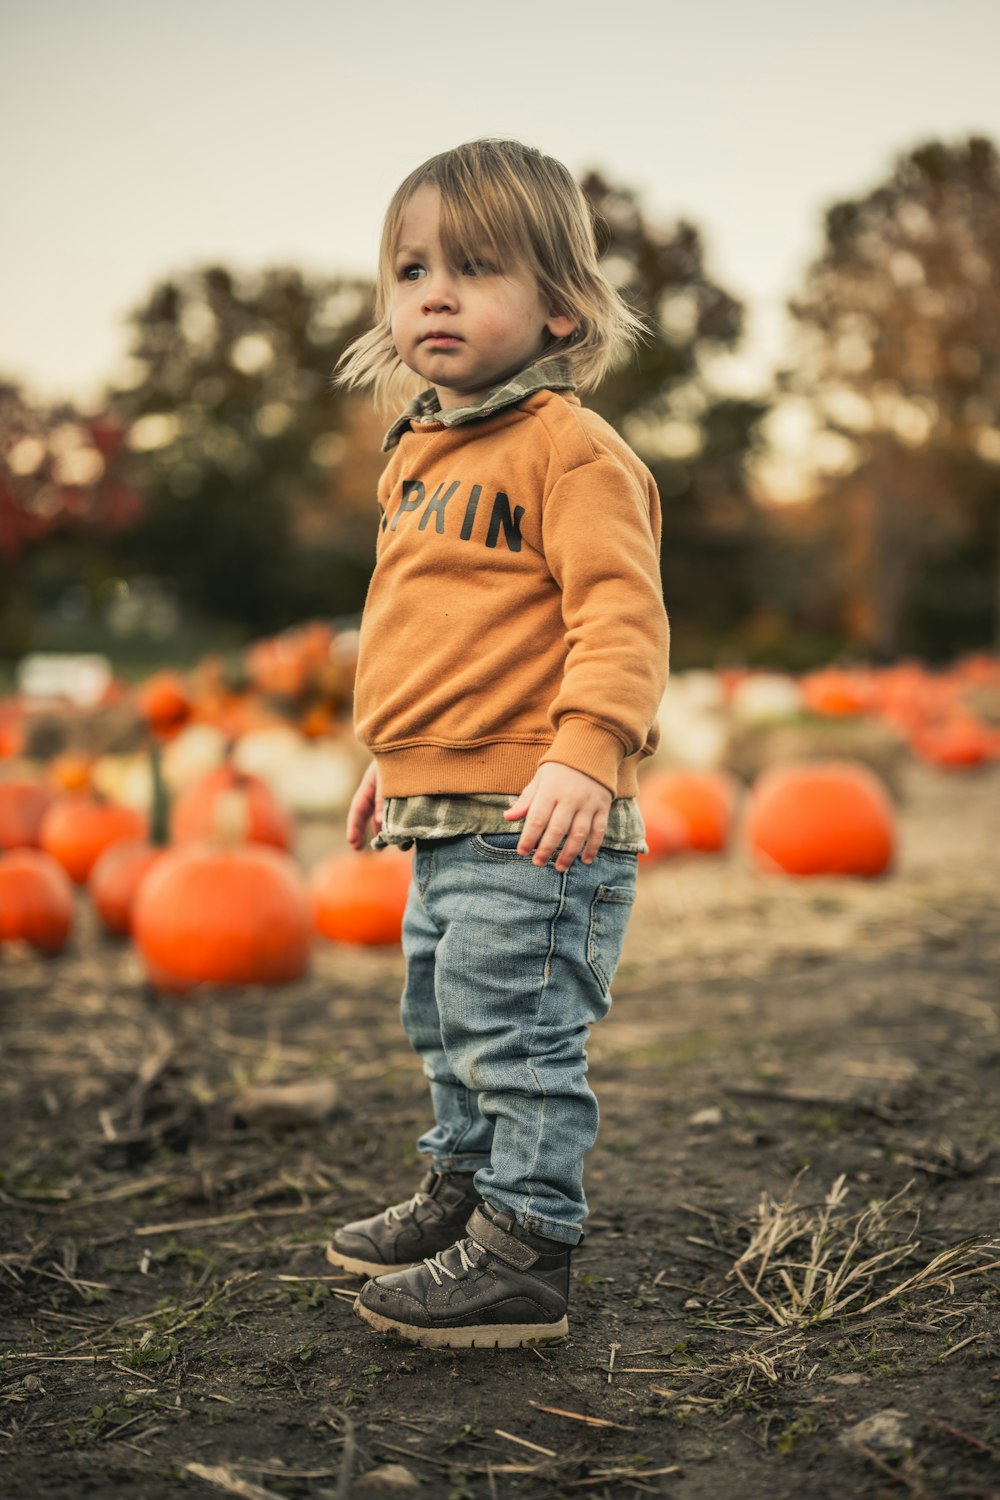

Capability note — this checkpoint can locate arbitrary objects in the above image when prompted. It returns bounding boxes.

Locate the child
[326,138,670,1347]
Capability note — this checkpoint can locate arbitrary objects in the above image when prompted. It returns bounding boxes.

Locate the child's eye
[462,258,495,277]
[400,263,426,282]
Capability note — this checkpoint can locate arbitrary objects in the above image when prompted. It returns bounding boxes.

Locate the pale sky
[3,0,999,491]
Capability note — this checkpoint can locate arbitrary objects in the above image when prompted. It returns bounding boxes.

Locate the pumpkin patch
[3,643,997,990]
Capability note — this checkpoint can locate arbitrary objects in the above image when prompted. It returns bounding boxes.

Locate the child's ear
[546,311,578,339]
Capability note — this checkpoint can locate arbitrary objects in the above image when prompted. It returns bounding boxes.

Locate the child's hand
[504,762,613,870]
[346,761,383,849]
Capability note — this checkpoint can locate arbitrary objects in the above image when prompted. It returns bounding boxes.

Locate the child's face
[389,185,576,410]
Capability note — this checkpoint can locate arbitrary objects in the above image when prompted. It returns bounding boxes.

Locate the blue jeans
[399,832,638,1245]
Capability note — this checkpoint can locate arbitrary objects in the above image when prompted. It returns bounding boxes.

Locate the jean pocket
[587,882,636,994]
[470,832,528,859]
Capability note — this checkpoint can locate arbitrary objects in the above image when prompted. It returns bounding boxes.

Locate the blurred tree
[7,185,769,661]
[110,216,768,656]
[782,135,1000,658]
[581,173,771,658]
[0,381,140,657]
[109,267,380,631]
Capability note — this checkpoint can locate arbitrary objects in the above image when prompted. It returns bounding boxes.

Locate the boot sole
[354,1297,569,1348]
[325,1243,420,1278]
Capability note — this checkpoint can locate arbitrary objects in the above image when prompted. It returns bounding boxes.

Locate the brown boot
[325,1169,483,1278]
[354,1202,571,1348]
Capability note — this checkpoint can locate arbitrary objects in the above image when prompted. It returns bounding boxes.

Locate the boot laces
[423,1234,484,1286]
[383,1190,435,1226]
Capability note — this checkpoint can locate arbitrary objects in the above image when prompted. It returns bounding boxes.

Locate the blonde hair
[335,138,645,413]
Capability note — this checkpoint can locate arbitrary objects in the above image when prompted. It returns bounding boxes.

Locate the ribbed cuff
[538,718,626,797]
[374,740,550,797]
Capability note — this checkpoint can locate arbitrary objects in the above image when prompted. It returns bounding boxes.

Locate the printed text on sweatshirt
[353,387,670,800]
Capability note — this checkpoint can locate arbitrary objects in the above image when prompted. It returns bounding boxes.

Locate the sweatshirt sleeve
[538,455,670,795]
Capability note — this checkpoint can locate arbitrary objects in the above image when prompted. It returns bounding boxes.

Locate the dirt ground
[2,760,999,1500]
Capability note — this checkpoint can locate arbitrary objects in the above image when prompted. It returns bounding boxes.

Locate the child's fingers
[527,805,574,866]
[515,796,556,857]
[580,817,607,865]
[554,810,607,870]
[554,827,587,871]
[508,767,612,866]
[345,794,360,843]
[503,784,534,820]
[346,800,370,848]
[346,766,378,848]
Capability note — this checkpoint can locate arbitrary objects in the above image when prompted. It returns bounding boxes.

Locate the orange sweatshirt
[353,386,670,799]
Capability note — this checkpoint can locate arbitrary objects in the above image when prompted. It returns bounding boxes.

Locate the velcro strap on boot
[466,1207,538,1270]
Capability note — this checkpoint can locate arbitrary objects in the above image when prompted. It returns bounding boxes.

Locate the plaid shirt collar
[382,356,577,452]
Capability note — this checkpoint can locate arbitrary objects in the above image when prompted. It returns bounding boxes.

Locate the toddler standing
[326,138,669,1347]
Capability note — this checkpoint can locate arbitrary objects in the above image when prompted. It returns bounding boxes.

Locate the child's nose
[421,271,458,312]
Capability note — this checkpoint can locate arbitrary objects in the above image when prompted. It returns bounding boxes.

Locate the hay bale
[724,714,909,799]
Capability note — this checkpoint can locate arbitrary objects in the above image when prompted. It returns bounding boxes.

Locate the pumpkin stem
[149,740,170,847]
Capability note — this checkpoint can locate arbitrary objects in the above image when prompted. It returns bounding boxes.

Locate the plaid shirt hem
[371,792,647,854]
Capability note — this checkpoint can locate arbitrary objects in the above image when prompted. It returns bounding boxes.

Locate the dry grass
[726,1171,1000,1328]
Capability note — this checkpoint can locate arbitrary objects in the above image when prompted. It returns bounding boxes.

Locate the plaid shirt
[372,792,647,853]
[370,356,647,855]
[382,355,577,451]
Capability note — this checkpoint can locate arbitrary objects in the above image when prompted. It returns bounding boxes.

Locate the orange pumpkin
[311,848,413,946]
[89,839,165,936]
[638,770,736,853]
[0,848,74,953]
[747,760,894,877]
[39,794,146,884]
[247,622,333,699]
[170,763,292,850]
[866,662,930,732]
[299,702,336,740]
[0,700,24,760]
[49,753,94,793]
[133,843,312,993]
[637,802,689,862]
[800,668,873,717]
[953,653,1000,689]
[911,714,994,769]
[137,671,192,738]
[0,782,55,850]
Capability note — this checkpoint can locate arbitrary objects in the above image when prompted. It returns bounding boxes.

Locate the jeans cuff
[428,1152,491,1175]
[518,1213,583,1246]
